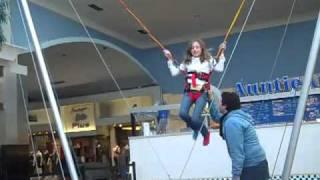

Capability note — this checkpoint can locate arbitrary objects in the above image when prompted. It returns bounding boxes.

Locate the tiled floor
[168,174,320,180]
[30,175,60,180]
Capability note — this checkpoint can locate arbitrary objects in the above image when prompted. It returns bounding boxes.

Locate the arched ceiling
[30,0,320,48]
[18,42,156,101]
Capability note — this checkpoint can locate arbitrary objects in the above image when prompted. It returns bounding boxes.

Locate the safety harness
[184,71,211,102]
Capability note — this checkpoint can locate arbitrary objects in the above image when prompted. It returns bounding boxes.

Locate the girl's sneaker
[203,132,210,146]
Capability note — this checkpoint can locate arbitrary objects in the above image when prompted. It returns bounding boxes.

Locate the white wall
[0,64,28,144]
[29,85,161,109]
[129,122,320,179]
[2,3,11,44]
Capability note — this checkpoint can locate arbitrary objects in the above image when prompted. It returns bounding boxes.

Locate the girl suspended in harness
[163,39,226,146]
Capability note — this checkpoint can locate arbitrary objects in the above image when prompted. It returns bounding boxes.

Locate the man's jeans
[240,160,269,180]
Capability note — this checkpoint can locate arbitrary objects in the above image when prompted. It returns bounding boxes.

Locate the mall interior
[0,0,320,180]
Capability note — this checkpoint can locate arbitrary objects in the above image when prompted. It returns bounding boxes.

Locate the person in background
[112,145,121,176]
[118,144,129,180]
[42,149,50,174]
[157,109,170,134]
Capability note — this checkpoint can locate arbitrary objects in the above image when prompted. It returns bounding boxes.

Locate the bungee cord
[116,0,249,178]
[66,0,133,109]
[17,0,65,179]
[16,1,66,179]
[180,0,256,178]
[117,0,166,50]
[216,0,246,59]
[18,76,41,179]
[217,0,300,177]
[16,0,302,179]
[115,0,259,179]
[217,0,252,89]
[266,0,299,177]
[65,0,173,177]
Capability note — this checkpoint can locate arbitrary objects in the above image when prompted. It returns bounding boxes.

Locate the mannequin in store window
[35,149,43,175]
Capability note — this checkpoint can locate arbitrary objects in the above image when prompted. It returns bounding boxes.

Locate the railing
[128,161,137,180]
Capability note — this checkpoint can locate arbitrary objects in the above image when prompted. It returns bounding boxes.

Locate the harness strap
[185,71,212,92]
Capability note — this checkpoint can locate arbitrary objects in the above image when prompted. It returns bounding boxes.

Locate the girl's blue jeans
[179,92,209,137]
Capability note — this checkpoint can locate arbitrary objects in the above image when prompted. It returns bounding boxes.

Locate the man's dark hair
[221,91,241,112]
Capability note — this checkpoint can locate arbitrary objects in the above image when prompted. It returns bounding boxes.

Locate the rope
[117,0,166,50]
[224,0,246,42]
[19,0,295,178]
[18,76,41,179]
[147,139,172,179]
[216,0,246,58]
[178,115,208,179]
[66,0,132,108]
[268,0,298,177]
[75,0,297,178]
[16,1,66,179]
[271,95,295,177]
[217,0,256,89]
[241,0,298,177]
[134,114,172,179]
[217,0,298,177]
[179,0,256,178]
[269,0,297,80]
[65,0,173,177]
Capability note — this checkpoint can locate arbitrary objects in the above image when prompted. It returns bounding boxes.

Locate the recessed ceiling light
[88,4,103,11]
[137,29,148,35]
[52,80,65,85]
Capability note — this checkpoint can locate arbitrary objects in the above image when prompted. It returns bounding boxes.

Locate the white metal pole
[282,10,320,180]
[20,1,78,179]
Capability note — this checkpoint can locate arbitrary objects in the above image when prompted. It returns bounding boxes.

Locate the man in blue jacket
[210,91,269,180]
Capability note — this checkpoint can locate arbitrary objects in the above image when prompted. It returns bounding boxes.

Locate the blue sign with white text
[241,94,320,124]
[236,74,320,97]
